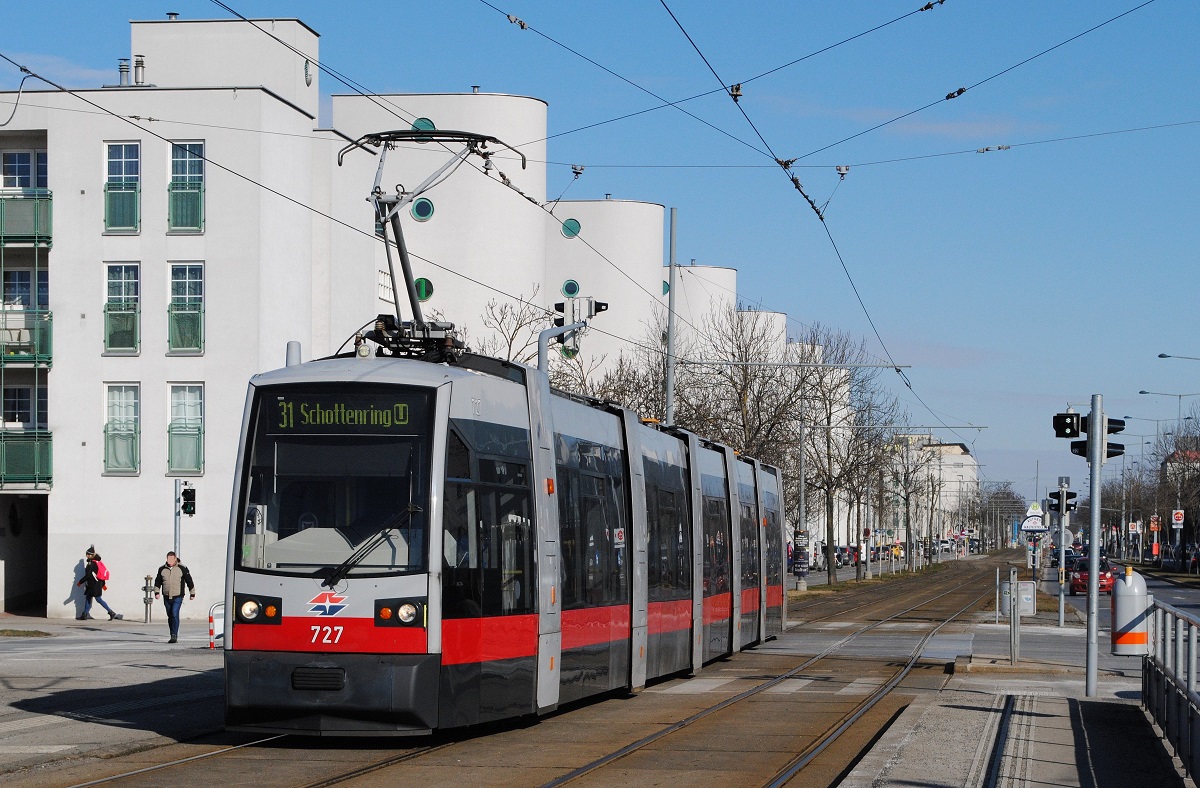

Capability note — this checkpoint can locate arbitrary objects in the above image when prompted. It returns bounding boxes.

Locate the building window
[168,263,203,352]
[3,270,48,309]
[168,142,204,231]
[3,386,46,428]
[2,151,48,189]
[104,264,139,353]
[168,384,203,473]
[105,143,140,232]
[104,384,139,473]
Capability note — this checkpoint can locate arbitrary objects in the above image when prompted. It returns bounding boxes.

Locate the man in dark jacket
[76,547,122,621]
[153,551,196,644]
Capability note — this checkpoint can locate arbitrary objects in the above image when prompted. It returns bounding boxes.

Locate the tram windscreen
[236,384,434,577]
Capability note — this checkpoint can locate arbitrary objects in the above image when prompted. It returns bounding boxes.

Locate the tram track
[536,563,994,787]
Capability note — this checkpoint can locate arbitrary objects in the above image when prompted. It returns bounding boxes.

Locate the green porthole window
[412,117,436,142]
[561,279,581,298]
[561,218,581,239]
[411,197,435,222]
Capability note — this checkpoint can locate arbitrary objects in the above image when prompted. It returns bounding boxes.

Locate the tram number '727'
[310,625,344,645]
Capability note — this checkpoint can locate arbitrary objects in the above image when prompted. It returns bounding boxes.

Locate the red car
[1068,558,1114,595]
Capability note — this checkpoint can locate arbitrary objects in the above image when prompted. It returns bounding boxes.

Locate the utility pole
[1057,477,1069,628]
[1085,395,1103,697]
[664,207,678,426]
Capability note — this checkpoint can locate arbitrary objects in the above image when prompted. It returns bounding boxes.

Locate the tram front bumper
[225,651,440,735]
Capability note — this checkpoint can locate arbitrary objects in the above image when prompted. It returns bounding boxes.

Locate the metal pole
[796,422,807,592]
[1086,394,1103,697]
[1059,477,1069,628]
[1009,567,1019,665]
[865,477,872,580]
[664,208,678,426]
[174,477,181,557]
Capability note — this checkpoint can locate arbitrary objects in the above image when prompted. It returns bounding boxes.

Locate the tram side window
[480,487,534,617]
[703,495,729,596]
[581,474,611,605]
[558,469,583,609]
[559,468,627,608]
[647,484,689,601]
[442,482,483,618]
[764,496,783,584]
[740,500,760,587]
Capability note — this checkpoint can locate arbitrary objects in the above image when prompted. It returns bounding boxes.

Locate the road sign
[1020,515,1048,533]
[863,528,870,537]
[1151,523,1161,532]
[1172,509,1185,525]
[1129,522,1141,534]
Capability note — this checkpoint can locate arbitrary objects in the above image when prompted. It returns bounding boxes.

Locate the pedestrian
[153,551,195,644]
[76,546,123,621]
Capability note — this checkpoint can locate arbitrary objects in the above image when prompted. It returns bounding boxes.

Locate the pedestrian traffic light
[1053,412,1082,438]
[1047,490,1077,513]
[181,485,196,516]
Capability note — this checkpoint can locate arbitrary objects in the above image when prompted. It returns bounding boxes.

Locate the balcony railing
[104,421,139,473]
[104,182,140,232]
[168,421,204,473]
[167,182,204,231]
[167,302,204,352]
[0,189,52,245]
[0,430,52,486]
[104,302,139,353]
[0,309,52,365]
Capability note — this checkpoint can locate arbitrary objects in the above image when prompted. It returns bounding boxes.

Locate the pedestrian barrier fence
[209,601,225,649]
[1144,599,1200,780]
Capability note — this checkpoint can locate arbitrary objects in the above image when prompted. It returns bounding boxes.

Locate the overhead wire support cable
[656,1,974,444]
[792,0,1161,161]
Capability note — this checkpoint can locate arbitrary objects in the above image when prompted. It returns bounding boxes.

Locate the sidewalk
[843,609,1193,787]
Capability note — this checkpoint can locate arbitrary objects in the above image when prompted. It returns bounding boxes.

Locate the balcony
[0,310,52,366]
[104,421,139,474]
[104,182,140,232]
[167,421,203,473]
[167,182,204,232]
[0,431,52,487]
[167,303,203,353]
[0,189,52,246]
[104,302,139,354]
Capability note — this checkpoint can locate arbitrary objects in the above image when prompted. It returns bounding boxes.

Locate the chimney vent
[118,59,130,87]
[133,55,145,85]
[167,12,179,20]
[471,85,480,93]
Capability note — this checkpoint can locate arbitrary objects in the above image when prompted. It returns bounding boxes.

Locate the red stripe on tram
[562,605,631,650]
[703,592,732,625]
[442,614,539,665]
[647,599,692,636]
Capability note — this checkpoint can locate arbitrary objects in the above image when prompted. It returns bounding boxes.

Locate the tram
[223,131,786,736]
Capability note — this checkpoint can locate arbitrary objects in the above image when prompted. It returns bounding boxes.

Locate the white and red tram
[225,350,785,735]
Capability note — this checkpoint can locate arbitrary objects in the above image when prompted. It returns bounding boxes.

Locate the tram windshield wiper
[319,502,422,588]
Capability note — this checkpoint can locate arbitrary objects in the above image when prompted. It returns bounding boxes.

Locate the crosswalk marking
[836,678,879,695]
[765,679,813,694]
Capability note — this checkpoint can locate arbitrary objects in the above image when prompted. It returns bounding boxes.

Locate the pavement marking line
[654,678,738,694]
[764,679,813,694]
[836,678,879,695]
[0,745,74,754]
[0,688,221,736]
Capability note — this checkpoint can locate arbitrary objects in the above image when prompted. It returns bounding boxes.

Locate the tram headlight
[240,600,261,620]
[234,594,282,624]
[374,597,425,627]
[397,603,418,623]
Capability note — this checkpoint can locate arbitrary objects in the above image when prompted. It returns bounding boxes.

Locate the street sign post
[1172,510,1185,529]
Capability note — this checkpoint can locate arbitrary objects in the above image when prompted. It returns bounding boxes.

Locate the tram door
[737,470,761,649]
[700,462,733,662]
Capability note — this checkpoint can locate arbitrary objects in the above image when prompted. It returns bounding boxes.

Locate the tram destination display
[266,388,429,435]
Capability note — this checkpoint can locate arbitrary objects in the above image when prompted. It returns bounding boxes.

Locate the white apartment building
[0,13,795,618]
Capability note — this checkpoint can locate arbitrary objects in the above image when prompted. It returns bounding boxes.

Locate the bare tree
[474,284,549,365]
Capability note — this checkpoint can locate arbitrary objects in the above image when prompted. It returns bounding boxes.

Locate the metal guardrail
[209,601,225,649]
[1144,598,1200,778]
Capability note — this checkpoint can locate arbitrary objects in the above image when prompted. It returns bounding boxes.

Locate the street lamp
[1159,353,1200,362]
[1137,391,1200,432]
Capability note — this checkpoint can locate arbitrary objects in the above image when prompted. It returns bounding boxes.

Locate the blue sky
[3,0,1197,503]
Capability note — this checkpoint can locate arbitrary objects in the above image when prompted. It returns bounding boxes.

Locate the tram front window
[236,385,433,577]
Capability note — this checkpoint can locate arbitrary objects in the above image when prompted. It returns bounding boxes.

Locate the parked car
[1051,547,1078,568]
[835,546,852,567]
[1068,557,1114,596]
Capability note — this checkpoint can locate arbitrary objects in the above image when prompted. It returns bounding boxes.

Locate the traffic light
[181,485,196,516]
[1047,490,1077,513]
[586,298,608,318]
[1080,414,1126,460]
[1053,412,1082,438]
[552,302,566,328]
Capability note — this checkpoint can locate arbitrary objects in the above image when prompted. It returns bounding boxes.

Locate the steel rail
[538,569,989,788]
[762,585,994,786]
[64,735,288,788]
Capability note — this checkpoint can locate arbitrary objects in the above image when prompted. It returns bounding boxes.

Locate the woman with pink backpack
[76,546,123,621]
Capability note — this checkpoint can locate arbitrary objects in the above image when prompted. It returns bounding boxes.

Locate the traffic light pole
[1058,479,1069,629]
[1086,394,1102,697]
[173,478,182,557]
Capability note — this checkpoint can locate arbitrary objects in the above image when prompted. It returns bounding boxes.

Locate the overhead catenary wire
[0,52,685,366]
[792,0,1161,161]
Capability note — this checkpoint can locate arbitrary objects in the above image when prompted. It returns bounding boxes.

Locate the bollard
[1110,566,1150,656]
[208,601,225,649]
[142,574,155,623]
